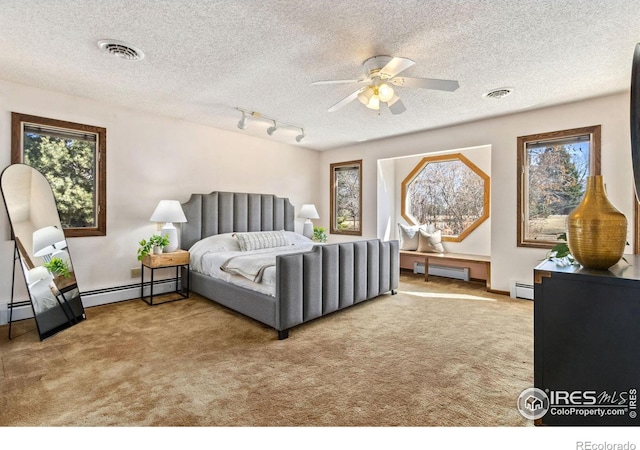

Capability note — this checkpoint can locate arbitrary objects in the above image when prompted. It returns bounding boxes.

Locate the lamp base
[302,220,313,239]
[161,223,178,252]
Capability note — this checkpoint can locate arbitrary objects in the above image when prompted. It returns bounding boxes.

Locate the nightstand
[140,249,190,305]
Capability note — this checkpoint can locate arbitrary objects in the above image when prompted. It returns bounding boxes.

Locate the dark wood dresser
[533,257,640,426]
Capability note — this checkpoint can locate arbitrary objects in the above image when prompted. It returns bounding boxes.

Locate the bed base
[189,239,399,339]
[180,191,399,339]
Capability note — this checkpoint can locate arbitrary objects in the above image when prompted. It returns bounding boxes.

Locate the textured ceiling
[1,0,639,151]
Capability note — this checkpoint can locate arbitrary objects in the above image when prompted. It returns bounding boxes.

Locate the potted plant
[44,257,71,278]
[312,226,328,243]
[137,234,170,260]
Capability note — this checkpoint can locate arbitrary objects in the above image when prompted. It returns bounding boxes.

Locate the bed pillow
[417,229,445,253]
[188,233,241,253]
[284,231,313,245]
[235,230,289,252]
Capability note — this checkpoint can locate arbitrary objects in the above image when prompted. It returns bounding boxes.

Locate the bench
[399,250,491,290]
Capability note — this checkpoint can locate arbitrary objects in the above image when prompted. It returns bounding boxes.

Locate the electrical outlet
[130,267,141,278]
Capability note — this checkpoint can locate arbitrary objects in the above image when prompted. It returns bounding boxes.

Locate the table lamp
[298,204,319,239]
[150,200,187,253]
[33,225,66,262]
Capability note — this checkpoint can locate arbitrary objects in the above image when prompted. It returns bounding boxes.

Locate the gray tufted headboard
[179,191,295,250]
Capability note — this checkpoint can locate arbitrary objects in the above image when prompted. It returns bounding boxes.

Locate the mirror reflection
[1,163,85,340]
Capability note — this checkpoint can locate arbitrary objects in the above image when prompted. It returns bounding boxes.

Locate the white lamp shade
[378,83,395,102]
[298,204,319,239]
[298,204,319,219]
[150,200,187,223]
[33,226,66,257]
[150,200,186,253]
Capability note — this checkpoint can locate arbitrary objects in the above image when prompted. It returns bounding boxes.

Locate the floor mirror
[1,163,86,340]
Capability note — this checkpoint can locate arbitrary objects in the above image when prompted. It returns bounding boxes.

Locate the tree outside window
[11,113,107,237]
[401,153,489,241]
[517,125,601,248]
[330,160,362,235]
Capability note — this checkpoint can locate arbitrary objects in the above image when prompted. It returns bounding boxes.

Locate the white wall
[0,79,321,314]
[319,92,633,292]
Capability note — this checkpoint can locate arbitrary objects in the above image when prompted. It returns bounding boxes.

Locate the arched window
[401,153,489,242]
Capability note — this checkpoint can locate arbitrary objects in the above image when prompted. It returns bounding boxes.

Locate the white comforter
[189,233,314,297]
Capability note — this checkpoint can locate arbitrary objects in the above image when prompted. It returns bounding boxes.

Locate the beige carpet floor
[0,272,533,427]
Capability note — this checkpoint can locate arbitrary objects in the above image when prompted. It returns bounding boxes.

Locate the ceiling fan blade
[311,78,369,85]
[387,96,406,115]
[327,87,366,112]
[391,77,460,92]
[379,57,415,79]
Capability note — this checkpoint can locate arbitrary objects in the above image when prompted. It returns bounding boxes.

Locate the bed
[180,191,399,339]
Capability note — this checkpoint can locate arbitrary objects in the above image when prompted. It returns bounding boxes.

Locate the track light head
[236,108,303,142]
[237,112,248,130]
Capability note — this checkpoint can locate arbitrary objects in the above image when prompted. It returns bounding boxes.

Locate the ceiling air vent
[97,40,145,61]
[483,87,514,99]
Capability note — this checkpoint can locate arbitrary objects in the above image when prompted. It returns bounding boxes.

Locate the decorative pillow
[417,229,445,253]
[234,230,289,252]
[398,223,421,251]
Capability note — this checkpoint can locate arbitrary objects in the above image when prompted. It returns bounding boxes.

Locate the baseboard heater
[513,282,534,300]
[0,279,180,326]
[413,262,470,282]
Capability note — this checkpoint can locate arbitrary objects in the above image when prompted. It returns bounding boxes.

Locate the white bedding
[189,232,314,297]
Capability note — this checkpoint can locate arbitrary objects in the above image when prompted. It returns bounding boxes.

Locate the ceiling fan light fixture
[378,83,395,102]
[366,94,380,110]
[358,87,374,106]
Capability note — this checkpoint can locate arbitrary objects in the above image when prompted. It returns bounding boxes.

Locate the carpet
[0,272,533,427]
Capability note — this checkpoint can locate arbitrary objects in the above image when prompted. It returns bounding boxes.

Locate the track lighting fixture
[266,121,277,135]
[237,111,248,130]
[235,108,305,144]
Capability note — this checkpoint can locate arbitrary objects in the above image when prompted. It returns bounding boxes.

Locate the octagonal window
[401,153,490,242]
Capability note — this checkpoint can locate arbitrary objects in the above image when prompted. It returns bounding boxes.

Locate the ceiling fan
[311,55,459,115]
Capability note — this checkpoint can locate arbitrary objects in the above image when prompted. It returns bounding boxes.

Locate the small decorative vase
[567,175,627,270]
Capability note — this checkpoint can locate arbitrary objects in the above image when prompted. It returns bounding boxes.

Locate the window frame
[11,112,107,237]
[517,125,601,249]
[401,153,490,242]
[330,159,362,236]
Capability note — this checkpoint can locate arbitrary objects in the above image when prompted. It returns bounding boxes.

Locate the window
[401,153,489,241]
[11,113,107,237]
[330,160,362,235]
[517,125,601,248]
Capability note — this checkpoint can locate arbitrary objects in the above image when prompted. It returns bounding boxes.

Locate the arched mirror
[1,164,86,340]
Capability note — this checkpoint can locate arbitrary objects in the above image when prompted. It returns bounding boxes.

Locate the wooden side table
[141,249,190,305]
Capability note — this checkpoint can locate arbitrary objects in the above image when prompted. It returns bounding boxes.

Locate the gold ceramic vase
[567,175,627,270]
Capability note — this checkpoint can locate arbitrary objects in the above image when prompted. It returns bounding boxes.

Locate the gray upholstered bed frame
[180,191,399,339]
